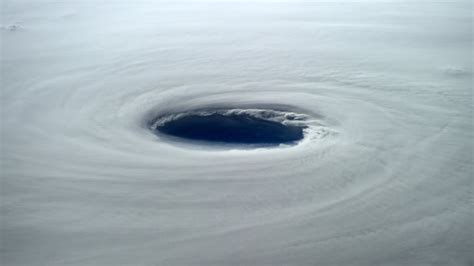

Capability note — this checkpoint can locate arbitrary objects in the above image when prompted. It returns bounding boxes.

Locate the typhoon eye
[149,108,308,146]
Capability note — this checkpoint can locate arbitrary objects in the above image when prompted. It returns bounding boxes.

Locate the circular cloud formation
[1,1,472,266]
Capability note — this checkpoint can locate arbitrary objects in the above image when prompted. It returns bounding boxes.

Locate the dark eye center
[152,111,306,145]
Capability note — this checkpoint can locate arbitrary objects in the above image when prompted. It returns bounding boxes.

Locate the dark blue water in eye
[155,113,305,145]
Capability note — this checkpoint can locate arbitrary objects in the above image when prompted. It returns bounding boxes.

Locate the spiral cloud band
[1,0,472,265]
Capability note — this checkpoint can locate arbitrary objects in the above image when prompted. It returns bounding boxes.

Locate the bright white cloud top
[1,0,472,265]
